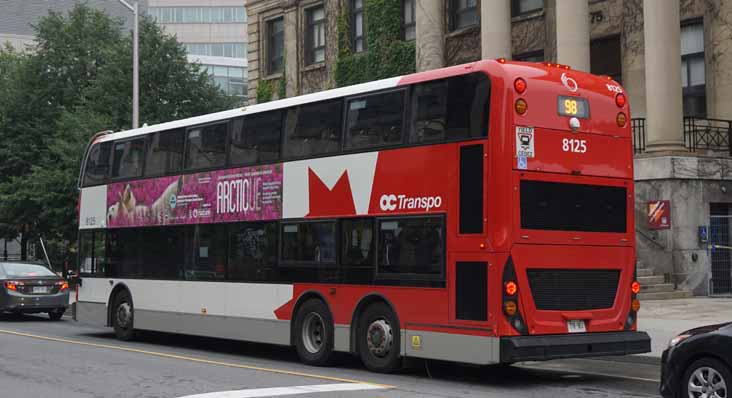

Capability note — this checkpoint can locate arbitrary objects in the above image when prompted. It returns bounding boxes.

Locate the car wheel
[48,308,65,321]
[112,290,135,341]
[682,357,731,398]
[357,302,401,373]
[294,299,334,366]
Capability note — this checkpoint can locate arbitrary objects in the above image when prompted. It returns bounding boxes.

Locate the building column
[283,4,299,98]
[415,0,445,72]
[706,2,732,119]
[481,0,511,60]
[554,0,590,71]
[621,0,646,117]
[643,0,684,152]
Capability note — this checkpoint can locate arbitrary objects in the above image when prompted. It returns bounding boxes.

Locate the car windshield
[1,263,56,278]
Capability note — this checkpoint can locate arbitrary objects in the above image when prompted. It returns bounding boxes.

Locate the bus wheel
[357,302,401,373]
[294,299,334,366]
[112,290,135,341]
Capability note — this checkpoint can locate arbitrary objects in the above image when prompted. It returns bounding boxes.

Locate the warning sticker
[516,126,535,158]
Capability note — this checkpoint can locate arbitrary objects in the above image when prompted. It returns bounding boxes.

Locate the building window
[149,7,247,24]
[681,22,706,117]
[450,0,478,31]
[200,64,247,98]
[402,0,415,41]
[514,50,544,63]
[267,18,285,75]
[184,43,246,59]
[306,6,326,65]
[590,36,622,83]
[351,0,365,52]
[511,0,543,16]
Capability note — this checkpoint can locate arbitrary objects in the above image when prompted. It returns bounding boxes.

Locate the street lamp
[118,0,139,129]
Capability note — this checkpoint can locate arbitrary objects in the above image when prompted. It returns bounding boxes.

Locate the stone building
[245,0,732,298]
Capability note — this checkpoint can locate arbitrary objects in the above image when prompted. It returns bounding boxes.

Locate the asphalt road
[0,314,661,398]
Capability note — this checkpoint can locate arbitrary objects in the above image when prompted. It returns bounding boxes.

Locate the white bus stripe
[177,383,387,398]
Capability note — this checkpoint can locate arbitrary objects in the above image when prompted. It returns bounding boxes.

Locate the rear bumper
[500,331,651,363]
[1,293,69,313]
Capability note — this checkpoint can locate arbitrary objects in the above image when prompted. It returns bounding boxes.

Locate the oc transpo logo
[379,194,443,212]
[561,72,578,92]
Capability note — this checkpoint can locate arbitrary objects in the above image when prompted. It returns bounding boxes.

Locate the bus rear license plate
[567,320,586,333]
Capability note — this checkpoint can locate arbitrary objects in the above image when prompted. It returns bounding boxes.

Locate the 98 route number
[562,138,587,153]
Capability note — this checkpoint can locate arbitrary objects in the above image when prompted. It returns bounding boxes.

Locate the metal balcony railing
[632,117,732,155]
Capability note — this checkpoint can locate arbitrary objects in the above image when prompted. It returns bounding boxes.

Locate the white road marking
[177,383,387,398]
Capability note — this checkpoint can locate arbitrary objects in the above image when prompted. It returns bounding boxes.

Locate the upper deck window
[145,129,185,177]
[345,91,404,149]
[284,100,342,158]
[111,138,146,179]
[185,122,228,170]
[230,111,282,165]
[410,72,490,143]
[83,142,113,186]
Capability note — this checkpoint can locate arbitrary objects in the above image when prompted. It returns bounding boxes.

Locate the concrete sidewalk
[638,297,732,358]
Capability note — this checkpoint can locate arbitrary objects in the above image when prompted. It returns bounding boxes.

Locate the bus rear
[494,61,650,361]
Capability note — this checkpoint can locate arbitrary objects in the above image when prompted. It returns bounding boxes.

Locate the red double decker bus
[75,59,650,372]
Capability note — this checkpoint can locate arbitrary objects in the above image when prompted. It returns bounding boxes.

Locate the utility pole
[118,0,139,129]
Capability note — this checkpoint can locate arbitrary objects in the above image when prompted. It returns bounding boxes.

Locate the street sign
[647,200,671,229]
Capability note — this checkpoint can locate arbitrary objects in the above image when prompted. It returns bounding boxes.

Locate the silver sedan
[0,262,69,320]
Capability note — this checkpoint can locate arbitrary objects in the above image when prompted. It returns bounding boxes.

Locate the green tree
[0,4,236,264]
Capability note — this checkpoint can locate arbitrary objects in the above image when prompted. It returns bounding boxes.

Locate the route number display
[558,96,589,118]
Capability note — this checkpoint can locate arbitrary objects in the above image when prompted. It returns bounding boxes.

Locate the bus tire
[357,302,401,373]
[294,299,334,366]
[112,290,135,341]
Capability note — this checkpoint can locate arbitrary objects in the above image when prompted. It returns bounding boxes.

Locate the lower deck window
[281,222,336,263]
[378,217,444,275]
[78,216,445,287]
[520,180,627,233]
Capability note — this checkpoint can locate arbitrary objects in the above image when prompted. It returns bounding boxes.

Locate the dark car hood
[683,322,732,336]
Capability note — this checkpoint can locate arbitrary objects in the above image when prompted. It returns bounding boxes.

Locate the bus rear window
[520,181,627,233]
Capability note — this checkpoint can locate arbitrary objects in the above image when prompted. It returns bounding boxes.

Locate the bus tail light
[616,112,627,127]
[514,78,527,94]
[631,299,641,312]
[505,281,518,296]
[503,258,528,335]
[615,93,626,107]
[515,99,528,115]
[631,280,641,294]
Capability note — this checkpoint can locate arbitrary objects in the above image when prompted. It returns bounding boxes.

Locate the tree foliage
[0,5,237,265]
[335,0,415,87]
